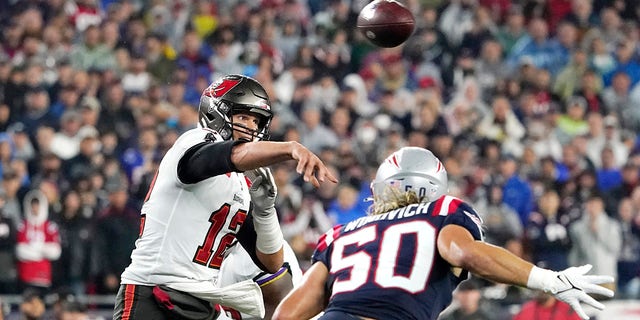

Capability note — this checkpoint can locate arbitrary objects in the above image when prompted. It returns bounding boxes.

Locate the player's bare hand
[290,142,338,187]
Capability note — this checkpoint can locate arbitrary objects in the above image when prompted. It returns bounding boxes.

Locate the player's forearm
[256,249,284,274]
[273,263,328,320]
[460,241,533,288]
[232,141,296,171]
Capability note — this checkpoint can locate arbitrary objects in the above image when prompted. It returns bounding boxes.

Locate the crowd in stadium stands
[0,0,640,318]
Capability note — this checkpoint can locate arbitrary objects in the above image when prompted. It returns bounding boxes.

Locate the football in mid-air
[357,0,415,48]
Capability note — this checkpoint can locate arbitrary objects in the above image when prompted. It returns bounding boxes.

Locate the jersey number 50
[330,221,436,294]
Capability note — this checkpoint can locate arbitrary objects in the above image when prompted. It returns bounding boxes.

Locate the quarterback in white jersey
[216,241,302,320]
[113,74,337,320]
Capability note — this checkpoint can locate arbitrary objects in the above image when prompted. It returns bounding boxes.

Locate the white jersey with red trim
[121,127,252,293]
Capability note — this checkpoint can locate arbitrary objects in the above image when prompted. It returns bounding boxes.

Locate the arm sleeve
[177,140,246,184]
[236,213,270,273]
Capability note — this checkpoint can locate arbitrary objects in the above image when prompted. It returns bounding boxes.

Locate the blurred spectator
[475,39,509,101]
[498,154,533,226]
[525,120,563,162]
[596,146,623,192]
[63,133,100,183]
[496,4,527,57]
[439,278,493,320]
[327,183,367,226]
[553,49,589,101]
[49,111,85,160]
[476,95,526,157]
[69,25,116,72]
[16,190,61,292]
[9,124,35,164]
[602,71,638,132]
[97,82,137,146]
[587,36,617,77]
[19,86,56,139]
[120,128,159,188]
[513,291,581,320]
[474,184,523,248]
[175,30,212,88]
[597,116,631,168]
[0,189,17,293]
[525,189,572,271]
[0,169,23,229]
[91,184,139,294]
[144,33,175,84]
[555,96,589,145]
[603,39,640,88]
[52,190,92,296]
[58,299,89,320]
[284,198,333,270]
[575,69,606,115]
[298,105,339,154]
[569,194,621,294]
[616,197,640,299]
[121,53,151,94]
[506,17,557,72]
[605,163,640,215]
[438,0,477,48]
[18,288,45,320]
[459,6,498,58]
[0,295,6,320]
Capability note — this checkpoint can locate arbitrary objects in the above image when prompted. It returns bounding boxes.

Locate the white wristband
[527,266,557,293]
[253,211,284,254]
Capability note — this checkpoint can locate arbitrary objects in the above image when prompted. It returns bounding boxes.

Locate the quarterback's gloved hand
[528,264,614,320]
[246,167,277,217]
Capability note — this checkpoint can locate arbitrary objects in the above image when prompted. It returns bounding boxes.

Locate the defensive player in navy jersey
[113,74,337,320]
[273,147,614,320]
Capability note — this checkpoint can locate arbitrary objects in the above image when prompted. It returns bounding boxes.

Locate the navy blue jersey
[312,195,484,320]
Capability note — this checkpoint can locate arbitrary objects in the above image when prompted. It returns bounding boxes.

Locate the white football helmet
[371,147,448,203]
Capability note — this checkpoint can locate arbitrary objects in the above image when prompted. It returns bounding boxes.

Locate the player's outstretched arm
[261,271,293,320]
[437,224,614,320]
[273,262,329,320]
[232,141,338,187]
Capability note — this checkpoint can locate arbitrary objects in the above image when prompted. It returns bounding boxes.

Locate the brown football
[357,0,415,48]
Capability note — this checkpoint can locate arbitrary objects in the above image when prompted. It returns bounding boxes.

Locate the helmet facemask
[229,107,272,142]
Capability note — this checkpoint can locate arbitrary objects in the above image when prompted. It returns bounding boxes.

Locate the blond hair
[370,186,423,216]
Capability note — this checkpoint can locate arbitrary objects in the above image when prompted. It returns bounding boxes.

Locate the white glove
[245,167,283,255]
[246,167,277,217]
[528,264,614,320]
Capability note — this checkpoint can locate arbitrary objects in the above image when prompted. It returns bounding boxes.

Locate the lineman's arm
[273,262,329,320]
[260,271,293,320]
[438,224,614,320]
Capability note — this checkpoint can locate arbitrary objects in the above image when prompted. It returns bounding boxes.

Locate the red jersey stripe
[122,284,136,320]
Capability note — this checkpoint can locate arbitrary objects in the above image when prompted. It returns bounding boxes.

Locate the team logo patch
[464,210,484,229]
[233,193,244,205]
[204,78,241,98]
